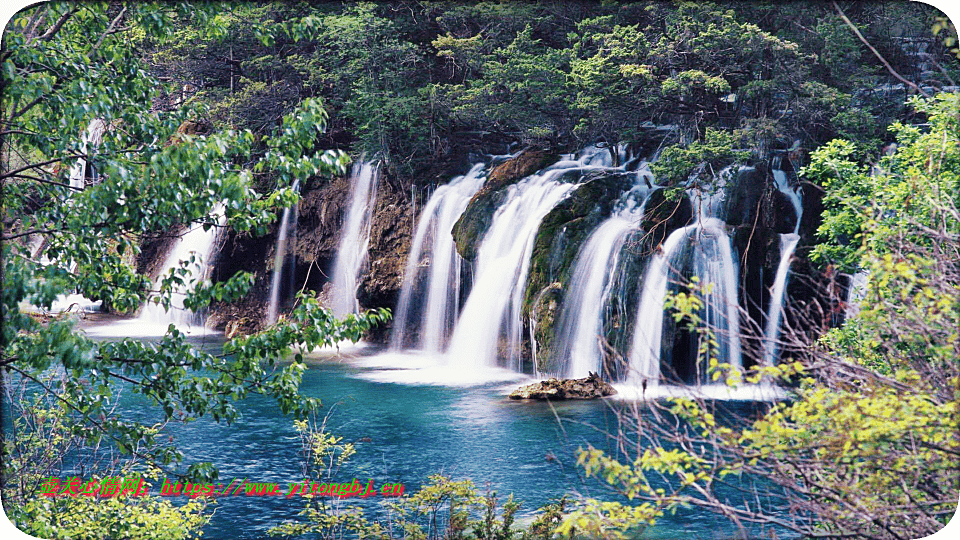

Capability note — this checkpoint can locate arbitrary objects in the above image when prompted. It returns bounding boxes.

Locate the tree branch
[832,1,930,98]
[37,4,80,43]
[91,6,128,56]
[6,173,85,191]
[0,155,80,182]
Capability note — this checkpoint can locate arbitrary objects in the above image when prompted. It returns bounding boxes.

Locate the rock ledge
[509,372,617,400]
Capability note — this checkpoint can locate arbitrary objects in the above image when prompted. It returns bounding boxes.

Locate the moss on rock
[524,171,638,315]
[640,188,693,248]
[452,148,558,261]
[530,282,563,374]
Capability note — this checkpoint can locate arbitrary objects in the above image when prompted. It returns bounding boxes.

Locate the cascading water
[445,167,579,371]
[553,180,652,379]
[772,165,803,235]
[628,166,743,386]
[329,162,379,317]
[762,233,799,366]
[30,120,108,314]
[555,215,640,378]
[390,164,487,352]
[627,218,743,385]
[369,146,795,398]
[265,180,301,325]
[761,159,805,365]
[139,205,226,327]
[628,224,691,386]
[68,119,107,190]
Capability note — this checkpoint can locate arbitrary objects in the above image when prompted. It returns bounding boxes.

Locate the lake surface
[79,325,792,539]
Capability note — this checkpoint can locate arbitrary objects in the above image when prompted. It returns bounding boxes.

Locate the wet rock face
[295,174,353,268]
[641,187,693,249]
[294,169,413,312]
[529,282,563,374]
[525,171,638,310]
[137,232,181,281]
[722,165,765,227]
[509,372,617,400]
[452,148,558,261]
[770,190,799,234]
[358,175,412,310]
[522,171,639,371]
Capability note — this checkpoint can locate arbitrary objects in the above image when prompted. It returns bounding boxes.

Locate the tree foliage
[2,1,388,534]
[139,1,957,184]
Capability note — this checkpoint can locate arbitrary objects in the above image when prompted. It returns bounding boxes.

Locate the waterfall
[628,224,691,386]
[628,170,744,386]
[553,215,640,378]
[68,119,107,190]
[762,233,800,366]
[760,159,804,365]
[139,205,225,327]
[329,162,380,317]
[552,177,651,379]
[772,161,803,235]
[265,180,301,325]
[696,219,743,370]
[390,164,487,352]
[445,168,578,371]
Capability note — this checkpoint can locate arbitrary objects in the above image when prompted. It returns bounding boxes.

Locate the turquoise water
[76,331,790,539]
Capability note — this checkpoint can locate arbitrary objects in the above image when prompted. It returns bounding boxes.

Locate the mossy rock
[452,148,558,261]
[523,171,638,314]
[529,282,563,374]
[509,372,617,400]
[721,165,765,227]
[599,230,649,380]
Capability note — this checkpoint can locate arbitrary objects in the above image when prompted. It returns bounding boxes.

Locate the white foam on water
[611,382,788,402]
[82,319,222,338]
[349,351,532,387]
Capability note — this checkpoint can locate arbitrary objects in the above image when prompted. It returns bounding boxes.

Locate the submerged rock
[509,372,617,400]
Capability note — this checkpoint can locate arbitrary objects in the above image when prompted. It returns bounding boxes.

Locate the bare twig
[832,1,930,98]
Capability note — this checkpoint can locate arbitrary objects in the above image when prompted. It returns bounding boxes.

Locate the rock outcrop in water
[509,372,617,400]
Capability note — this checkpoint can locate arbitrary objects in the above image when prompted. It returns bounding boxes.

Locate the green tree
[2,1,388,535]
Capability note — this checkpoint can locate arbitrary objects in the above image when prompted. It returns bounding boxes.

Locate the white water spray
[772,169,803,235]
[330,162,380,317]
[139,205,225,327]
[391,164,487,352]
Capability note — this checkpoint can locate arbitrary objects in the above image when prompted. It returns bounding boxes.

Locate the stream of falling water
[390,164,487,352]
[762,233,800,366]
[265,180,300,325]
[445,169,578,371]
[138,205,226,328]
[330,162,380,317]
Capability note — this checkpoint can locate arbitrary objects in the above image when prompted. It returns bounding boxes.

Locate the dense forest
[2,1,959,539]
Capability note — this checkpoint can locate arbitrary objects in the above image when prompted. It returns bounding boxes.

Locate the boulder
[509,372,617,400]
